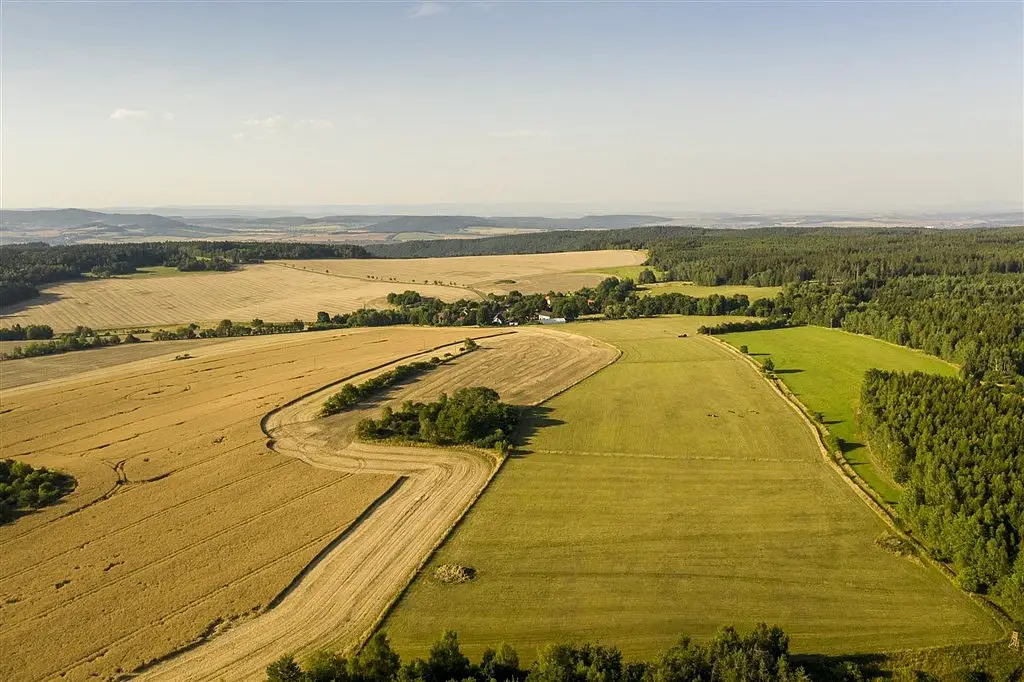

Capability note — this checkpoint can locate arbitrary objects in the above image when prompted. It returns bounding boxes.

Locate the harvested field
[0,326,511,682]
[0,266,463,332]
[0,339,232,390]
[136,327,616,681]
[720,326,958,504]
[383,317,1000,659]
[271,249,648,295]
[0,250,646,332]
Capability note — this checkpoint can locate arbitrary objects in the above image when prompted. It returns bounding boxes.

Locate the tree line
[0,326,134,360]
[264,625,947,682]
[0,459,76,524]
[357,387,517,453]
[0,241,371,307]
[860,370,1024,620]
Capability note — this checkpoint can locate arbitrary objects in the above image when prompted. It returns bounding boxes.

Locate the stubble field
[382,317,1000,658]
[0,250,647,332]
[0,327,491,681]
[1,325,616,682]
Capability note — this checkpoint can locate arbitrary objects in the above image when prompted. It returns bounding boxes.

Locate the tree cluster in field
[0,326,131,360]
[357,387,517,452]
[860,370,1024,617]
[0,241,372,307]
[151,318,306,340]
[265,625,892,682]
[321,342,477,418]
[0,459,76,525]
[0,324,55,341]
[697,319,792,335]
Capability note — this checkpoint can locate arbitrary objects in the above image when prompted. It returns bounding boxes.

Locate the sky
[1,0,1022,213]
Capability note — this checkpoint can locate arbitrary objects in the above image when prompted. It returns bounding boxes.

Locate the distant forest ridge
[0,209,670,243]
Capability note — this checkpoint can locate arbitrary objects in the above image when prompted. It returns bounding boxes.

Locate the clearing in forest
[719,326,958,504]
[636,282,782,300]
[382,317,999,659]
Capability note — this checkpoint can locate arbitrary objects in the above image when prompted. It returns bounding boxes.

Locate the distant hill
[0,209,235,241]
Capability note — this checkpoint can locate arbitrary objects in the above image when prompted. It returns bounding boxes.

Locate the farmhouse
[538,313,567,325]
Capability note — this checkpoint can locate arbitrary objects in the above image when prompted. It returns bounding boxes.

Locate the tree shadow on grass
[774,368,804,375]
[795,653,889,680]
[840,439,865,455]
[510,405,564,459]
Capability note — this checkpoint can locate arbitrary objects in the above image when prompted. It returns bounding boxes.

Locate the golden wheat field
[0,327,493,682]
[281,249,648,295]
[0,250,647,332]
[0,325,615,682]
[0,265,462,332]
[139,327,616,681]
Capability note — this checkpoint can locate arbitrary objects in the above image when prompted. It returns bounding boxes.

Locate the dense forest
[0,241,371,307]
[860,371,1024,617]
[264,625,958,682]
[357,387,517,452]
[0,459,76,524]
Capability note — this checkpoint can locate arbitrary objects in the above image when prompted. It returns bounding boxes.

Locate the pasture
[0,326,498,682]
[0,250,646,332]
[382,317,999,659]
[719,326,958,504]
[637,282,782,299]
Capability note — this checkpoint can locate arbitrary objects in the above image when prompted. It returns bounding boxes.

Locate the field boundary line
[705,334,1013,644]
[358,328,623,654]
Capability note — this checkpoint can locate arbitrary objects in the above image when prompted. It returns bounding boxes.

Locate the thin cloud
[409,1,447,18]
[232,132,247,140]
[295,118,334,130]
[110,109,150,121]
[162,112,175,122]
[489,129,550,139]
[244,114,286,130]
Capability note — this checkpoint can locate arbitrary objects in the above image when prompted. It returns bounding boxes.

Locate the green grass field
[719,327,958,504]
[636,282,782,300]
[382,318,997,659]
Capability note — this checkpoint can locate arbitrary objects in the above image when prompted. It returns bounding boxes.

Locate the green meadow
[382,318,996,659]
[720,326,958,504]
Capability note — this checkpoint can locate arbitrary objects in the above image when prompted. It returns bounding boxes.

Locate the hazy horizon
[2,1,1022,211]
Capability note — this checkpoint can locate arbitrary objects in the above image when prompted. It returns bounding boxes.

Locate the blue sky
[2,1,1021,212]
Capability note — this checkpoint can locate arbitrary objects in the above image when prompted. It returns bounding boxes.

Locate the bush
[0,459,76,525]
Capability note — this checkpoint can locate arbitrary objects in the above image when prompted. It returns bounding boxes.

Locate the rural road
[135,374,500,681]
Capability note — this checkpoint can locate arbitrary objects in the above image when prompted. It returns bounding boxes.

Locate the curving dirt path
[136,328,617,681]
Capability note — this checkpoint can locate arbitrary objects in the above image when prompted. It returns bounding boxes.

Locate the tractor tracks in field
[133,329,620,681]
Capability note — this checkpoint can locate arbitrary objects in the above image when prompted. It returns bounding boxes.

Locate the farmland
[382,317,999,659]
[636,282,782,299]
[0,250,646,332]
[272,249,647,295]
[0,326,614,682]
[0,327,482,681]
[719,326,959,504]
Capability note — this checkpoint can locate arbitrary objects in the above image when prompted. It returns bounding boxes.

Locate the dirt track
[136,328,617,681]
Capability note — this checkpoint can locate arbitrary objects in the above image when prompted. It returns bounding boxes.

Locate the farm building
[538,313,567,324]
